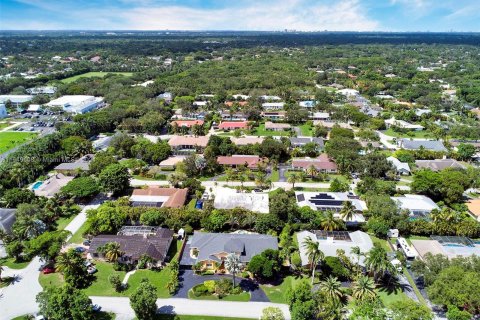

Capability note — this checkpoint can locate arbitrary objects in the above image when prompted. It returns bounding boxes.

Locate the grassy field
[261,275,305,303]
[299,123,313,136]
[382,128,432,139]
[0,132,37,153]
[125,268,173,298]
[61,72,134,84]
[68,220,90,244]
[253,124,291,137]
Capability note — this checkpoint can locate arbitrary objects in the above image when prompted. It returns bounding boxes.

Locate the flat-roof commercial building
[47,95,104,114]
[0,95,33,107]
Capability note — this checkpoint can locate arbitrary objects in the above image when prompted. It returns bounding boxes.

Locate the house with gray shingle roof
[180,232,278,271]
[398,139,447,152]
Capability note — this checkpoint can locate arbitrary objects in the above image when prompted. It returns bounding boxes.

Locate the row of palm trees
[302,236,396,305]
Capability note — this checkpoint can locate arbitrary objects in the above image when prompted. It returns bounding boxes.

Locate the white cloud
[117,0,379,31]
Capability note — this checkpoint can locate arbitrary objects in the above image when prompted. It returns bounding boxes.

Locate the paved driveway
[175,270,269,302]
[91,296,291,320]
[0,257,43,320]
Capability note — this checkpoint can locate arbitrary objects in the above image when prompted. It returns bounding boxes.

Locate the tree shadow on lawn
[377,275,412,295]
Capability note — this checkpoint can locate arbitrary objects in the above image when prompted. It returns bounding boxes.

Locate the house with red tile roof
[217,155,262,169]
[130,186,188,208]
[218,121,249,131]
[168,135,209,154]
[292,154,338,173]
[171,119,204,128]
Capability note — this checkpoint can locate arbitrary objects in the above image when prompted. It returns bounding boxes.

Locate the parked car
[43,267,55,274]
[75,247,86,253]
[92,304,102,312]
[87,266,97,274]
[83,239,91,246]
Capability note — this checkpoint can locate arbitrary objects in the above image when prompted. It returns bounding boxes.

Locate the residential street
[90,296,291,320]
[0,200,103,320]
[0,257,43,320]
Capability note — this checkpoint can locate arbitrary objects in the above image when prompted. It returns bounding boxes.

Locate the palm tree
[55,250,77,273]
[352,276,377,302]
[321,211,344,231]
[224,253,242,288]
[340,201,355,223]
[224,167,236,183]
[365,246,395,282]
[350,246,364,272]
[320,276,344,304]
[287,172,300,189]
[302,236,324,285]
[306,165,318,179]
[101,242,124,263]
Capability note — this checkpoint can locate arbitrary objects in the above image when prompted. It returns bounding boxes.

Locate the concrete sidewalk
[91,296,291,320]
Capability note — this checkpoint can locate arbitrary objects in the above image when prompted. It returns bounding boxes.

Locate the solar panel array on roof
[296,194,305,202]
[431,235,474,247]
[313,230,352,241]
[308,193,344,207]
[131,201,163,208]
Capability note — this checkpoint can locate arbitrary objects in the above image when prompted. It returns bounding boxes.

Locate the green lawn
[328,174,351,184]
[299,124,313,136]
[56,214,76,231]
[270,169,280,182]
[261,275,305,303]
[39,261,176,298]
[61,72,134,83]
[167,240,183,262]
[253,124,291,137]
[0,122,12,130]
[370,235,392,252]
[68,220,90,244]
[0,132,37,153]
[377,288,410,307]
[188,289,250,302]
[382,128,432,139]
[125,268,173,298]
[0,257,31,269]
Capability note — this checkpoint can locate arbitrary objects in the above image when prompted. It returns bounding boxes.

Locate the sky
[1,0,480,32]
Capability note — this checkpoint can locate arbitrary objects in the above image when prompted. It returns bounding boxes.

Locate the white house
[262,102,285,110]
[297,230,373,267]
[299,101,316,108]
[387,156,411,175]
[391,194,439,217]
[385,117,424,131]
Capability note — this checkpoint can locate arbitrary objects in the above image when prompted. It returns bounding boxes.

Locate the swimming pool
[32,181,43,190]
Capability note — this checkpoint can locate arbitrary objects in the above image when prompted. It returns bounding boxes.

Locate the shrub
[215,278,233,297]
[109,274,123,292]
[323,256,349,280]
[193,284,209,297]
[204,280,216,293]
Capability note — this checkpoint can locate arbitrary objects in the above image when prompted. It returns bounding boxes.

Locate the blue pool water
[32,181,43,190]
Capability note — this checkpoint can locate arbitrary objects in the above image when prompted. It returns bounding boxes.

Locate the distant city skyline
[1,0,480,32]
